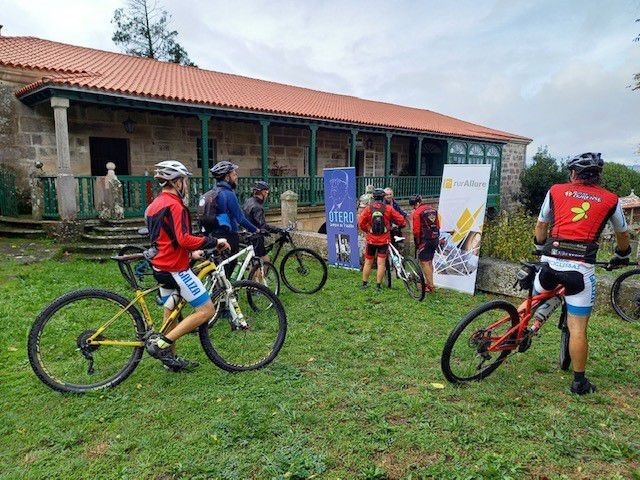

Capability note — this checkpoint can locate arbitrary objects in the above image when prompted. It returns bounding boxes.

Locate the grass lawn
[1,238,639,479]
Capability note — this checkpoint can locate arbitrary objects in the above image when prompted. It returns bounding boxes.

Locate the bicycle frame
[485,285,565,353]
[266,230,295,263]
[86,259,219,348]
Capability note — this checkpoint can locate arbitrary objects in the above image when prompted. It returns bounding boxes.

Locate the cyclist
[534,152,630,395]
[410,194,439,292]
[144,161,230,372]
[243,180,283,263]
[384,187,409,251]
[199,160,258,276]
[358,188,406,291]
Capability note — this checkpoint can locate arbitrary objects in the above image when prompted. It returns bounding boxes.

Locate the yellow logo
[443,178,453,189]
[571,202,590,222]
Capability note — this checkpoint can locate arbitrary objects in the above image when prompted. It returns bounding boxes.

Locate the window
[363,150,384,176]
[196,138,216,169]
[486,145,500,179]
[468,144,485,164]
[449,142,467,164]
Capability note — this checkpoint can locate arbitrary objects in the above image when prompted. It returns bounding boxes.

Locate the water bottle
[533,296,561,328]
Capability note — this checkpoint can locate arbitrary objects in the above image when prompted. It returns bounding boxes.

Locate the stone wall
[500,141,528,210]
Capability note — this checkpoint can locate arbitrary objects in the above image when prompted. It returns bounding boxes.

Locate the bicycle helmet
[372,188,386,201]
[154,160,192,186]
[210,160,239,179]
[567,152,604,173]
[252,180,270,192]
[409,194,422,206]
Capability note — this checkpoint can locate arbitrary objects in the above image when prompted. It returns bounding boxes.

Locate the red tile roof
[1,36,531,143]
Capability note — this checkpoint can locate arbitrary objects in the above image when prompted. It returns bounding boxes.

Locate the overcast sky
[2,0,640,164]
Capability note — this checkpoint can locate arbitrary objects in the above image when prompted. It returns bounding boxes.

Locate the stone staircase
[69,218,150,261]
[0,216,48,238]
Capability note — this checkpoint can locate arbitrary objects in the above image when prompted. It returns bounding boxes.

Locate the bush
[481,210,536,262]
[518,147,568,215]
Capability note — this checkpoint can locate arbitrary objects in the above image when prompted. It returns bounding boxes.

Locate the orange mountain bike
[441,259,612,384]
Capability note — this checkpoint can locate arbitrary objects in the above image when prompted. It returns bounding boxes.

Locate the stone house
[0,35,531,226]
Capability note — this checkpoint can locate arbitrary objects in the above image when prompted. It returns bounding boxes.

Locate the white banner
[434,164,492,294]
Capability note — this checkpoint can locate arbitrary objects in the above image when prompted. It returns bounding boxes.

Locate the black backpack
[197,187,220,234]
[370,204,387,235]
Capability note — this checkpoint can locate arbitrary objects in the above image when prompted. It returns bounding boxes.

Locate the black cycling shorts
[365,243,388,259]
[417,239,438,262]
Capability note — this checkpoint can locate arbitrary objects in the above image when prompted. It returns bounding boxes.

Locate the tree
[112,0,196,66]
[601,162,640,197]
[518,147,568,215]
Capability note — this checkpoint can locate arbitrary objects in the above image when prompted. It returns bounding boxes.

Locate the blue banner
[324,167,360,269]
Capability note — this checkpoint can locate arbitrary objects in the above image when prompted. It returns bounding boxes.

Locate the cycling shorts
[533,256,596,316]
[365,243,389,260]
[152,268,210,308]
[417,239,438,262]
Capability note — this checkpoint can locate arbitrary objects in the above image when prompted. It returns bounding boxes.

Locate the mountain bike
[441,259,611,384]
[384,236,425,301]
[610,266,640,323]
[265,227,328,294]
[28,249,287,393]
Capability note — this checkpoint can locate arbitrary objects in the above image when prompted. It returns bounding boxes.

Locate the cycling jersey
[538,182,627,263]
[358,201,406,246]
[199,181,257,235]
[145,191,217,272]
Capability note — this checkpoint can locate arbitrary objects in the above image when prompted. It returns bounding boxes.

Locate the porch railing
[36,173,498,220]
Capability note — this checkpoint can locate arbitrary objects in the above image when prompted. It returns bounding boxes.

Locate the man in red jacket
[144,160,230,371]
[358,188,406,291]
[410,194,439,292]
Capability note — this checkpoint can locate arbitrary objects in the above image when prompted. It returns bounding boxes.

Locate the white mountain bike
[385,236,426,301]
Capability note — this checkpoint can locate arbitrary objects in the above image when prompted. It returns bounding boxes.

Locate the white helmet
[154,160,192,186]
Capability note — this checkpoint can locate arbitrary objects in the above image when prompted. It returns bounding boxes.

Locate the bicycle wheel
[117,245,152,288]
[247,261,280,296]
[280,248,328,294]
[28,289,146,393]
[441,300,519,384]
[556,302,571,371]
[610,268,640,323]
[401,257,425,301]
[199,280,287,371]
[385,257,392,289]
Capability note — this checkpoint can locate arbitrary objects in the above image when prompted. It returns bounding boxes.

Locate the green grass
[1,238,640,479]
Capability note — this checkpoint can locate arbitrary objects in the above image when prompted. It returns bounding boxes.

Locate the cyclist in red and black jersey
[534,152,630,394]
[358,188,406,291]
[144,161,230,372]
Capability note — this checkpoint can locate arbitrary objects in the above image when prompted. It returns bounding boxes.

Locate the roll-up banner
[324,167,360,269]
[434,164,492,294]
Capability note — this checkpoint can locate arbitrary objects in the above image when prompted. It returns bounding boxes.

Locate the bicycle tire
[199,280,287,372]
[280,247,328,294]
[247,261,280,296]
[117,245,152,287]
[28,289,146,393]
[441,300,519,384]
[385,257,392,289]
[556,302,571,371]
[401,257,425,301]
[610,268,640,323]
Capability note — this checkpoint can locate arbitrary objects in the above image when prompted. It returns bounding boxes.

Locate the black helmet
[409,194,422,206]
[567,152,603,173]
[252,180,270,192]
[210,160,239,179]
[372,188,386,201]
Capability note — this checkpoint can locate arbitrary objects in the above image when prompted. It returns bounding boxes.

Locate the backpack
[198,187,231,233]
[370,203,387,235]
[419,206,439,241]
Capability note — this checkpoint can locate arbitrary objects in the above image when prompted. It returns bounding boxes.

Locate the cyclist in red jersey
[144,161,230,372]
[358,188,406,291]
[534,153,630,394]
[410,195,439,292]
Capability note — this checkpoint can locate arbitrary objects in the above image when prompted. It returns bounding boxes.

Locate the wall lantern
[123,116,136,134]
[365,137,373,150]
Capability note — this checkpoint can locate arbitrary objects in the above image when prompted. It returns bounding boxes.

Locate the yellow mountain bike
[28,249,287,393]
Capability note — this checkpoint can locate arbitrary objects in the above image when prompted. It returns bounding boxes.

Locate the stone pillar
[280,190,298,229]
[51,96,77,220]
[96,162,124,220]
[29,161,45,220]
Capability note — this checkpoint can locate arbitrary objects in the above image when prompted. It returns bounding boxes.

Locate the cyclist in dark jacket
[199,161,257,276]
[243,180,283,261]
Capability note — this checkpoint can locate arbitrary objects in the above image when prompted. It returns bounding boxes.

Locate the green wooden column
[384,133,392,183]
[199,114,211,191]
[260,120,270,180]
[309,124,319,206]
[349,129,358,167]
[416,135,424,194]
